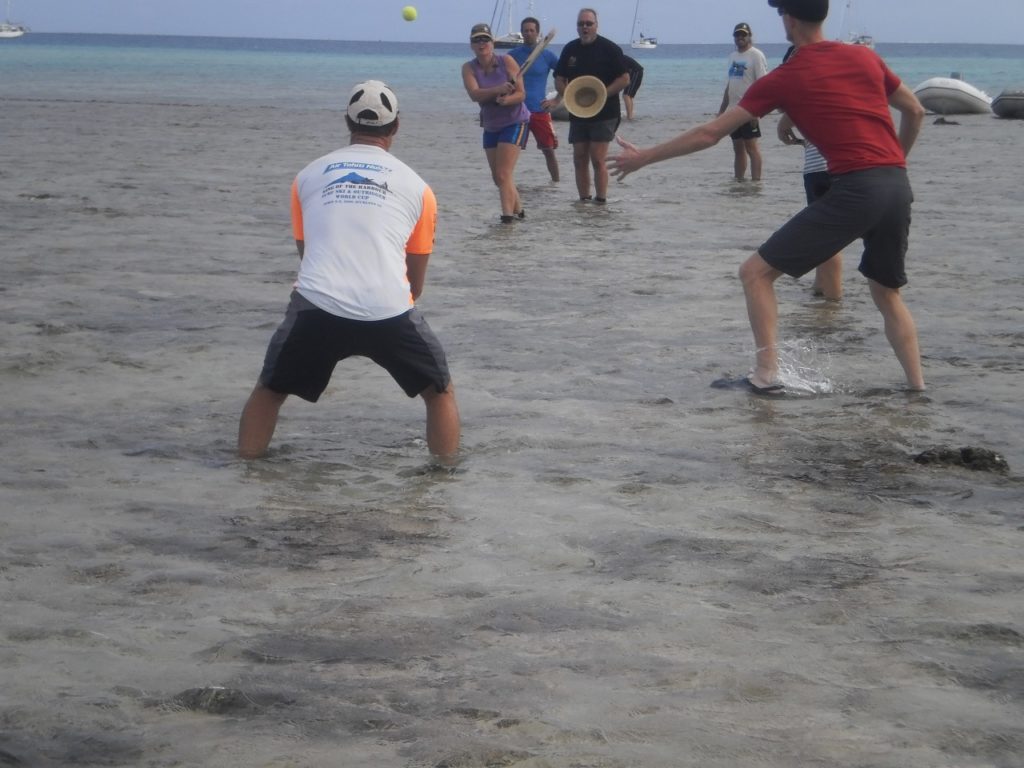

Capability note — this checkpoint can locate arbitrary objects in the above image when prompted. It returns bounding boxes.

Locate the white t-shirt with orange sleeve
[290,143,437,321]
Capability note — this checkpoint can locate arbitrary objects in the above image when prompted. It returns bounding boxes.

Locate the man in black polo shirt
[547,8,629,204]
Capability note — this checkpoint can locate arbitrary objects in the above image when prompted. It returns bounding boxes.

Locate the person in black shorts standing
[622,54,644,120]
[545,8,629,203]
[238,80,461,459]
[609,0,926,394]
[718,22,768,181]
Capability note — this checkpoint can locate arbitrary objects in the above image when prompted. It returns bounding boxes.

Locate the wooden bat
[511,28,556,84]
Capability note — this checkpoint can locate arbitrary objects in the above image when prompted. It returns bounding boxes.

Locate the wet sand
[1,97,1022,767]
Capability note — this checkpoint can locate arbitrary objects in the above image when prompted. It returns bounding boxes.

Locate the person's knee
[250,383,287,407]
[739,252,772,287]
[868,279,902,309]
[421,381,456,403]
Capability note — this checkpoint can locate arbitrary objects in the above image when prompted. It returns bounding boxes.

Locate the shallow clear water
[1,33,1022,768]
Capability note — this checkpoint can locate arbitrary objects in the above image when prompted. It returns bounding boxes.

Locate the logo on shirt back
[321,162,391,206]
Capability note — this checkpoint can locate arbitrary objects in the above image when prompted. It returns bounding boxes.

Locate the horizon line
[15,30,1024,47]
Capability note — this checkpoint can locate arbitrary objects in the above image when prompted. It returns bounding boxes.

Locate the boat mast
[841,0,853,39]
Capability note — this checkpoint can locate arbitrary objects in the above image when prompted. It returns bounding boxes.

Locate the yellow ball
[401,5,417,21]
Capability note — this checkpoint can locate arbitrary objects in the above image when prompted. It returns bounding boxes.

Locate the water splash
[772,338,836,395]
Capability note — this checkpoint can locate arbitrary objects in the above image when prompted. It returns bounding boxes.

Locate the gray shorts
[568,117,620,144]
[259,292,451,402]
[759,166,914,289]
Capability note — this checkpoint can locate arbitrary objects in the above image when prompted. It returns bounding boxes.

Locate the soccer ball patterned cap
[347,80,399,127]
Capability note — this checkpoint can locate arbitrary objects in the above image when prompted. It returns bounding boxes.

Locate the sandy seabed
[1,97,1022,767]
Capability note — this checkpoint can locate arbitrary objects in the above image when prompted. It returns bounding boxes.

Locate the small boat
[0,21,26,38]
[845,33,875,49]
[490,0,524,49]
[991,87,1024,119]
[0,0,27,38]
[912,74,992,115]
[630,34,657,51]
[837,1,873,49]
[546,89,570,121]
[630,0,657,50]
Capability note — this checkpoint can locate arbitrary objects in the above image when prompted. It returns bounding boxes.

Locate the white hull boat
[913,75,992,115]
[629,0,656,49]
[1,0,26,37]
[845,33,874,49]
[992,87,1024,119]
[837,2,872,49]
[547,89,570,121]
[490,0,524,49]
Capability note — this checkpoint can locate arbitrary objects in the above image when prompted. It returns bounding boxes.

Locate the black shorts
[625,70,644,97]
[568,117,620,144]
[259,292,451,402]
[759,166,914,289]
[803,170,831,205]
[729,120,761,141]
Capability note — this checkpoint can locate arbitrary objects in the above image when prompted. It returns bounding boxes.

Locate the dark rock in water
[0,746,26,765]
[913,446,1010,473]
[161,686,295,714]
[169,686,255,714]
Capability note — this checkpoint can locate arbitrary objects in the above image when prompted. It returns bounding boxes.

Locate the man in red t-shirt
[608,0,926,394]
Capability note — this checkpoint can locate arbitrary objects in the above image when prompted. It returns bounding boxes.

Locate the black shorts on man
[759,166,913,289]
[568,117,620,144]
[729,120,762,141]
[259,291,451,402]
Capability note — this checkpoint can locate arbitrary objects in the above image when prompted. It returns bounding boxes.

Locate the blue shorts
[259,292,451,402]
[759,166,913,289]
[483,122,529,149]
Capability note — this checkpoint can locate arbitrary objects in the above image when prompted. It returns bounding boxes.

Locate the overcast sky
[14,0,1024,45]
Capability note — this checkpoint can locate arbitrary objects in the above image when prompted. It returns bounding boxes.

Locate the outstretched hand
[777,124,804,146]
[607,135,644,181]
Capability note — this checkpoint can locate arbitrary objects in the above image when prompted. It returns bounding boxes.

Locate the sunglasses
[471,36,492,43]
[577,21,595,27]
[734,32,749,38]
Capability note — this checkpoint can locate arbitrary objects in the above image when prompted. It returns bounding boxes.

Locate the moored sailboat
[0,0,28,38]
[838,1,873,49]
[630,0,656,50]
[490,0,524,49]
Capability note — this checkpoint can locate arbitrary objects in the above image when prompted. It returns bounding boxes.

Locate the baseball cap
[733,22,752,36]
[346,80,399,127]
[768,0,829,22]
[470,23,494,41]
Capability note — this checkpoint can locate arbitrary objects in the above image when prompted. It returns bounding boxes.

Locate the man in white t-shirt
[718,22,769,181]
[238,80,460,459]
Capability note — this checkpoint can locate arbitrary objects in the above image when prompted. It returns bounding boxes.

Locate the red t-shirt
[739,41,905,175]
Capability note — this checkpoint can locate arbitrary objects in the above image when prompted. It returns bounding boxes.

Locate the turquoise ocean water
[3,33,1023,114]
